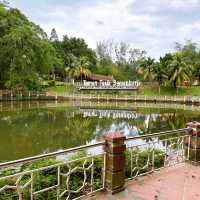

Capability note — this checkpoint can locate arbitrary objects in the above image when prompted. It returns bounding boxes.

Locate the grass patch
[46,82,200,97]
[2,80,198,97]
[140,85,200,96]
[46,85,76,94]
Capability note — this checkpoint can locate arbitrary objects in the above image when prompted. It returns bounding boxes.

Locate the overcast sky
[10,0,200,58]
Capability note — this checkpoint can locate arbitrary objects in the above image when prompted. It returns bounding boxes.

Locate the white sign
[80,80,140,90]
[82,109,138,119]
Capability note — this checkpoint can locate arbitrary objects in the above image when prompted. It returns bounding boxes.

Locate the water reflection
[0,101,199,161]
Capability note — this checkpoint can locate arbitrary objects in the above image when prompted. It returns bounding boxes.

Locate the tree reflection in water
[0,101,199,161]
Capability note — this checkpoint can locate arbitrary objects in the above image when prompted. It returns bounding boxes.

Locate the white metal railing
[0,142,106,200]
[1,90,200,105]
[0,128,191,199]
[56,93,200,104]
[125,128,190,180]
[74,101,200,112]
[1,100,200,113]
[0,90,53,101]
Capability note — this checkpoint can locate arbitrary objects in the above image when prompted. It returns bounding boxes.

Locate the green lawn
[46,83,200,97]
[46,85,76,93]
[141,85,200,96]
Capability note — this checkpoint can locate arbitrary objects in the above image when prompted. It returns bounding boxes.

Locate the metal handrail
[0,141,105,168]
[0,128,191,168]
[126,128,191,141]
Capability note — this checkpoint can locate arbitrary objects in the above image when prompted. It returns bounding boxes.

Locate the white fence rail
[0,128,191,199]
[0,143,105,200]
[1,90,200,105]
[125,131,190,180]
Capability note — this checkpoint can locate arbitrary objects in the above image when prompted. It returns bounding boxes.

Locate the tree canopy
[0,3,200,90]
[0,5,56,90]
[0,4,97,89]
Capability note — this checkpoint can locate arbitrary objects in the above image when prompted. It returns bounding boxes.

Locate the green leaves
[62,36,97,70]
[138,57,156,81]
[0,7,57,90]
[65,55,93,80]
[138,46,195,89]
[168,54,192,88]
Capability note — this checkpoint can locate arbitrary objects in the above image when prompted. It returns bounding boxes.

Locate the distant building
[87,74,114,82]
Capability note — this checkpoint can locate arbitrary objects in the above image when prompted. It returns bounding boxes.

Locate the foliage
[47,85,75,93]
[125,149,166,178]
[168,53,192,88]
[68,56,92,80]
[152,63,167,85]
[140,85,200,96]
[62,36,97,71]
[0,148,165,199]
[50,28,59,42]
[49,33,97,82]
[1,4,200,90]
[96,40,146,80]
[138,57,155,80]
[48,80,56,87]
[95,59,124,80]
[0,6,57,90]
[137,41,198,89]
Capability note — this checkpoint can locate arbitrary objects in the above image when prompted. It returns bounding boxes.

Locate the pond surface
[0,101,199,161]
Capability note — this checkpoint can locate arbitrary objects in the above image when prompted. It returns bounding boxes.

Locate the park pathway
[87,163,200,200]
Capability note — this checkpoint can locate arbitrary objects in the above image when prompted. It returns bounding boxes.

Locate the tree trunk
[173,80,177,88]
[158,85,161,95]
[53,73,56,81]
[52,68,56,81]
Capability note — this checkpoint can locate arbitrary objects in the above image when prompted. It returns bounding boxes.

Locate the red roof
[88,74,114,81]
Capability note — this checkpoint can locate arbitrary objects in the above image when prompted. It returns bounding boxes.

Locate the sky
[10,0,200,58]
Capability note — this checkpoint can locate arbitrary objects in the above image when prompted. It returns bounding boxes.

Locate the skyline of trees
[1,2,200,91]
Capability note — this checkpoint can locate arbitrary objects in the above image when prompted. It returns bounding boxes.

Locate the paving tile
[91,163,200,200]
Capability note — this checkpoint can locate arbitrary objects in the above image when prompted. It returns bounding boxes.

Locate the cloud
[10,0,200,58]
[96,20,104,26]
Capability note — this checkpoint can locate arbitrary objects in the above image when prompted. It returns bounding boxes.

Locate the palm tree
[138,57,155,81]
[69,56,92,82]
[152,63,168,94]
[159,54,173,86]
[168,54,192,89]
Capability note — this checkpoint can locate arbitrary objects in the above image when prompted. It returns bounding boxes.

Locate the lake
[0,101,199,161]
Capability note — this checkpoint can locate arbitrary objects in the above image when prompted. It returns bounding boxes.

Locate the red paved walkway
[88,163,200,200]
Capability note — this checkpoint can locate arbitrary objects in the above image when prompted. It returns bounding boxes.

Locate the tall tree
[152,62,168,94]
[0,5,57,90]
[96,40,114,62]
[0,0,9,7]
[193,60,200,82]
[115,42,129,66]
[175,40,200,82]
[168,54,192,88]
[138,57,155,81]
[0,25,57,90]
[68,57,91,81]
[159,53,174,70]
[49,29,64,81]
[50,28,59,42]
[128,49,147,63]
[62,35,97,70]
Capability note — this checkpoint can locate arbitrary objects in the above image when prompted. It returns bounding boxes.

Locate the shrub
[48,80,55,87]
[125,148,166,178]
[0,148,165,199]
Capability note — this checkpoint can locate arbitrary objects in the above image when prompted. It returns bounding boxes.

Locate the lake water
[0,101,199,161]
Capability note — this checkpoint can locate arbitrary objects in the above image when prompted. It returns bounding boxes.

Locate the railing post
[185,121,200,165]
[55,92,58,100]
[103,132,126,194]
